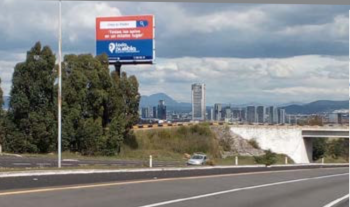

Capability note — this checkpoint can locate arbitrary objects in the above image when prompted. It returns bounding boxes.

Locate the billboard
[96,15,155,64]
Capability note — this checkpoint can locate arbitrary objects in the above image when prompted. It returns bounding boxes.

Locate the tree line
[0,42,140,155]
[313,138,349,162]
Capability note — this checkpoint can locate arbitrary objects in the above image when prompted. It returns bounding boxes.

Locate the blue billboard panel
[96,39,153,62]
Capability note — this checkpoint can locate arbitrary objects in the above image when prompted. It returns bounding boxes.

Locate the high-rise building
[328,113,344,124]
[246,106,256,123]
[224,107,232,120]
[210,108,214,121]
[241,108,246,122]
[256,106,265,123]
[337,113,343,124]
[278,108,286,124]
[214,103,222,121]
[157,100,167,120]
[232,108,241,122]
[141,107,150,119]
[191,83,206,121]
[268,106,278,124]
[152,106,157,118]
[206,107,214,121]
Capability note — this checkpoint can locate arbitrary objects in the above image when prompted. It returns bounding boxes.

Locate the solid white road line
[139,173,349,207]
[13,163,31,166]
[323,194,349,207]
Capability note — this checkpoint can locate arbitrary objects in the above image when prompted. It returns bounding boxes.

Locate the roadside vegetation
[248,139,260,149]
[121,124,221,161]
[0,42,139,156]
[313,138,349,163]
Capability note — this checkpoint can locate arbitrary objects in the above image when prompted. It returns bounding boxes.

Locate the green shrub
[248,139,260,149]
[254,150,277,166]
[312,139,326,161]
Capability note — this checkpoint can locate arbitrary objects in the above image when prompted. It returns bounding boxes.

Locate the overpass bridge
[132,122,348,164]
[230,125,349,164]
[301,128,349,138]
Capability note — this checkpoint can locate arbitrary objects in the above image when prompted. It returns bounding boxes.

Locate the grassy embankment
[121,124,221,162]
[11,124,347,166]
[122,124,295,165]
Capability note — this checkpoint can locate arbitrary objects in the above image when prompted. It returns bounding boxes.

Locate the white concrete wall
[230,126,311,163]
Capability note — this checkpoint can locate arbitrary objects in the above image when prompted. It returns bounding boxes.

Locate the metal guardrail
[133,122,349,130]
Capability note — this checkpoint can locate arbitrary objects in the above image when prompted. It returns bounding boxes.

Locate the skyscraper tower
[246,106,256,124]
[278,108,286,124]
[214,103,222,121]
[268,106,278,124]
[256,106,265,123]
[157,100,167,120]
[191,83,206,121]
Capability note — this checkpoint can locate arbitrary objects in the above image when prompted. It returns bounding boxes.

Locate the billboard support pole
[114,63,122,77]
[57,0,62,168]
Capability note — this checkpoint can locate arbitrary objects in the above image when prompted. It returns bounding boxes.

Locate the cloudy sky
[0,0,349,105]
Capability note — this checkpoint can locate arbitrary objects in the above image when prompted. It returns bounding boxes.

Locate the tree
[3,42,140,155]
[6,42,57,153]
[62,53,140,155]
[312,139,326,161]
[308,116,323,126]
[328,139,349,160]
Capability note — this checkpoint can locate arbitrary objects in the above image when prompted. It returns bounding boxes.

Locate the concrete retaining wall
[230,126,312,163]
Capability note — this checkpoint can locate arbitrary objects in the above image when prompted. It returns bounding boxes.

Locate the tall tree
[7,42,57,153]
[62,54,140,155]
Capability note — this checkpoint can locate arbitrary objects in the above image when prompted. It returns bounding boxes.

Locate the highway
[0,155,182,168]
[0,167,348,207]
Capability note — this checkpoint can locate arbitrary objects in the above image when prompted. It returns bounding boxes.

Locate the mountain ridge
[140,93,348,114]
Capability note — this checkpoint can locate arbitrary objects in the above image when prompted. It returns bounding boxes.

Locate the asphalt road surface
[0,167,348,207]
[0,155,183,168]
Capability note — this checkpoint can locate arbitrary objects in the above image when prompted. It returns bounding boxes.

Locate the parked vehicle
[187,153,208,165]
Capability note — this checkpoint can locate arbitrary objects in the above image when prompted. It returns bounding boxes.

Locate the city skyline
[138,90,347,107]
[0,1,348,105]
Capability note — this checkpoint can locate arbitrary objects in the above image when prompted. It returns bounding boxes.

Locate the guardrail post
[235,156,238,166]
[149,155,153,168]
[321,157,324,164]
[285,156,288,164]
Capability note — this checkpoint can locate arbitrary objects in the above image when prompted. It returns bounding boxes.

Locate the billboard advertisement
[96,15,155,64]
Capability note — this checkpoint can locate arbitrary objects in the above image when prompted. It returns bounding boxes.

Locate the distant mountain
[282,100,348,114]
[140,93,349,115]
[277,101,305,107]
[140,93,178,106]
[140,93,191,113]
[2,96,10,110]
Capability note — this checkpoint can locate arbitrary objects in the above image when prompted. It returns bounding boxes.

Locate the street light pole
[58,0,62,168]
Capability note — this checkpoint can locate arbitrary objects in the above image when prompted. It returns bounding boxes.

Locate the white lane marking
[139,173,349,207]
[0,164,347,178]
[323,194,349,207]
[13,163,31,166]
[63,159,79,162]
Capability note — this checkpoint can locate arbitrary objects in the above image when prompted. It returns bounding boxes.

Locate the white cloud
[125,55,348,104]
[277,14,349,42]
[0,2,348,104]
[63,2,121,43]
[0,60,16,96]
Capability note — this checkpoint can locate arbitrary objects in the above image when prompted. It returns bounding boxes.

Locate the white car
[187,154,208,166]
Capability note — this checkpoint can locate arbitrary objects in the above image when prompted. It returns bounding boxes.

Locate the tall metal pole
[58,0,62,168]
